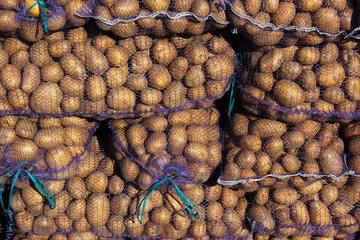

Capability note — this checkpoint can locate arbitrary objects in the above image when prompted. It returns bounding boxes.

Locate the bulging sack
[0,0,89,42]
[9,149,251,239]
[0,130,105,232]
[218,111,349,191]
[0,28,235,119]
[0,115,98,181]
[225,0,355,47]
[110,107,222,189]
[248,176,360,238]
[76,0,228,37]
[239,40,360,123]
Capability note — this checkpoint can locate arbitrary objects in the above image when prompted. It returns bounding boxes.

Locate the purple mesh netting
[109,107,223,189]
[0,117,99,182]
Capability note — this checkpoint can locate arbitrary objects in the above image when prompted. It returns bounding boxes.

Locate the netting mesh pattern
[110,107,222,188]
[218,111,348,190]
[0,28,235,119]
[8,150,251,239]
[248,176,360,238]
[225,0,355,47]
[252,233,356,239]
[0,0,89,42]
[239,40,360,123]
[76,0,228,37]
[0,116,98,181]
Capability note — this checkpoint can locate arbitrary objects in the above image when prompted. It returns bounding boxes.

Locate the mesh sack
[1,130,106,234]
[251,233,356,239]
[218,111,349,191]
[76,0,228,38]
[225,0,354,47]
[110,107,222,189]
[0,0,89,42]
[0,28,235,119]
[248,175,360,238]
[0,115,98,181]
[239,39,360,124]
[9,152,251,239]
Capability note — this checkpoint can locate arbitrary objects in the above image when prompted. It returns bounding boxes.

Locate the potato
[313,8,340,34]
[60,54,87,81]
[0,10,20,32]
[277,60,302,80]
[14,119,36,139]
[11,49,29,70]
[41,62,64,83]
[44,190,70,218]
[86,193,110,227]
[250,119,286,138]
[131,51,152,74]
[296,0,323,11]
[0,127,15,145]
[291,201,310,225]
[107,87,136,110]
[85,76,107,101]
[85,171,108,193]
[162,81,187,107]
[110,194,130,216]
[66,0,88,27]
[0,64,21,90]
[148,64,172,90]
[6,139,39,163]
[253,72,276,92]
[206,54,234,82]
[318,147,343,175]
[14,211,34,232]
[259,48,285,73]
[33,215,57,236]
[152,39,176,66]
[249,205,275,231]
[48,40,71,58]
[310,200,332,225]
[45,145,72,169]
[85,46,109,75]
[184,41,209,65]
[273,80,305,108]
[316,62,345,87]
[19,21,43,42]
[120,158,140,181]
[272,2,296,26]
[344,77,360,101]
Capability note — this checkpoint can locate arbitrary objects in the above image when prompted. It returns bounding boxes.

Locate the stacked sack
[219,0,360,238]
[0,0,250,239]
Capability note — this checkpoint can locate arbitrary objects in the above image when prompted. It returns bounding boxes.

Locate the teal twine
[0,165,56,231]
[137,174,199,224]
[228,78,236,122]
[26,0,49,31]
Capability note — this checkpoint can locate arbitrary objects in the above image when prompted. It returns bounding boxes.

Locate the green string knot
[137,169,199,224]
[26,0,49,32]
[0,163,56,231]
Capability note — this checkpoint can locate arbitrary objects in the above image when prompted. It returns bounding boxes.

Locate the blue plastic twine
[0,164,56,231]
[228,77,236,122]
[26,0,49,32]
[137,173,199,224]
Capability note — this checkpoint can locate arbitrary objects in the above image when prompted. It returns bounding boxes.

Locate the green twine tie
[137,172,199,224]
[228,77,236,122]
[0,164,56,231]
[26,0,49,32]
